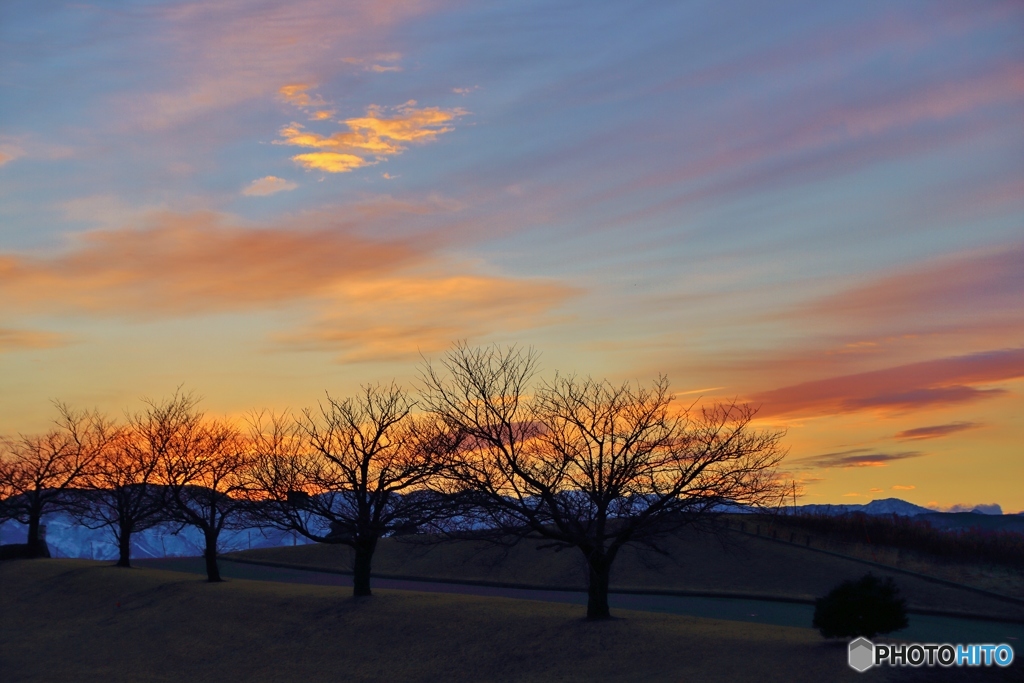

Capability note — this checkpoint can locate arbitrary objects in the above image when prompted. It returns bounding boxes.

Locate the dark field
[229,523,1024,622]
[5,559,1020,683]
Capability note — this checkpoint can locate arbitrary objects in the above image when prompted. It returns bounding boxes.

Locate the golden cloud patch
[291,152,368,173]
[276,96,466,173]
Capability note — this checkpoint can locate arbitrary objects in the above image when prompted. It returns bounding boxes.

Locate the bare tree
[0,459,15,525]
[0,404,114,557]
[165,423,249,582]
[247,383,455,596]
[121,390,249,582]
[75,425,168,568]
[420,343,789,619]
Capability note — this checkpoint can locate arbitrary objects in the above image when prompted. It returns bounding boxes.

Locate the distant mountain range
[790,497,935,517]
[789,497,1016,517]
[786,498,1024,533]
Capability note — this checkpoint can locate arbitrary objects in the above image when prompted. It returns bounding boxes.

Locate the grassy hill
[228,524,1023,621]
[0,558,921,683]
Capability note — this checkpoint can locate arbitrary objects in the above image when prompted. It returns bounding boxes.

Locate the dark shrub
[0,542,51,560]
[813,573,908,638]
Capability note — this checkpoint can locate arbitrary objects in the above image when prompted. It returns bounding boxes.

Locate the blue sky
[1,0,1022,509]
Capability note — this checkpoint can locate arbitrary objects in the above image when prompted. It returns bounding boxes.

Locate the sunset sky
[1,1,1021,511]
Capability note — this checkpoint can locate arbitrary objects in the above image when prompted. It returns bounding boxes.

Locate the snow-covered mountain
[0,512,311,561]
[790,498,935,517]
[785,498,1020,527]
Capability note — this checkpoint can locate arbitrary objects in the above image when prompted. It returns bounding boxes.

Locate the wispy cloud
[343,52,403,73]
[242,176,298,197]
[0,207,576,361]
[0,327,66,352]
[700,242,1024,404]
[750,348,1024,417]
[280,273,575,361]
[0,135,70,166]
[278,85,336,121]
[278,84,322,108]
[892,485,916,491]
[792,243,1024,336]
[795,448,926,469]
[895,422,981,441]
[0,136,27,167]
[0,211,422,316]
[118,1,431,130]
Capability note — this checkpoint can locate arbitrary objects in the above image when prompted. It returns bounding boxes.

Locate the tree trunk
[203,530,222,582]
[26,513,44,558]
[116,525,132,568]
[352,537,377,597]
[586,553,612,619]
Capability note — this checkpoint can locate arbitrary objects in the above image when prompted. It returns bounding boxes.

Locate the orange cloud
[278,83,319,107]
[291,152,369,173]
[348,103,462,143]
[277,101,466,172]
[749,348,1024,417]
[278,85,338,122]
[0,327,66,352]
[242,176,298,196]
[892,485,916,491]
[0,208,577,361]
[280,273,576,361]
[0,211,421,316]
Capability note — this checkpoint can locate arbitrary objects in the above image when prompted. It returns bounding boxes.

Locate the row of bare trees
[0,395,250,581]
[1,343,788,619]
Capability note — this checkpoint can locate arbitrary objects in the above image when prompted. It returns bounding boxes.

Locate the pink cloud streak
[749,348,1024,417]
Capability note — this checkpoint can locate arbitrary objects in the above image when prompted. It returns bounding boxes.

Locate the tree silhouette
[247,383,455,596]
[124,390,250,582]
[0,404,113,557]
[74,424,168,568]
[421,343,788,619]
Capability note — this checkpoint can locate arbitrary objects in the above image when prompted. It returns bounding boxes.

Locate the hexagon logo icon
[848,637,875,672]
